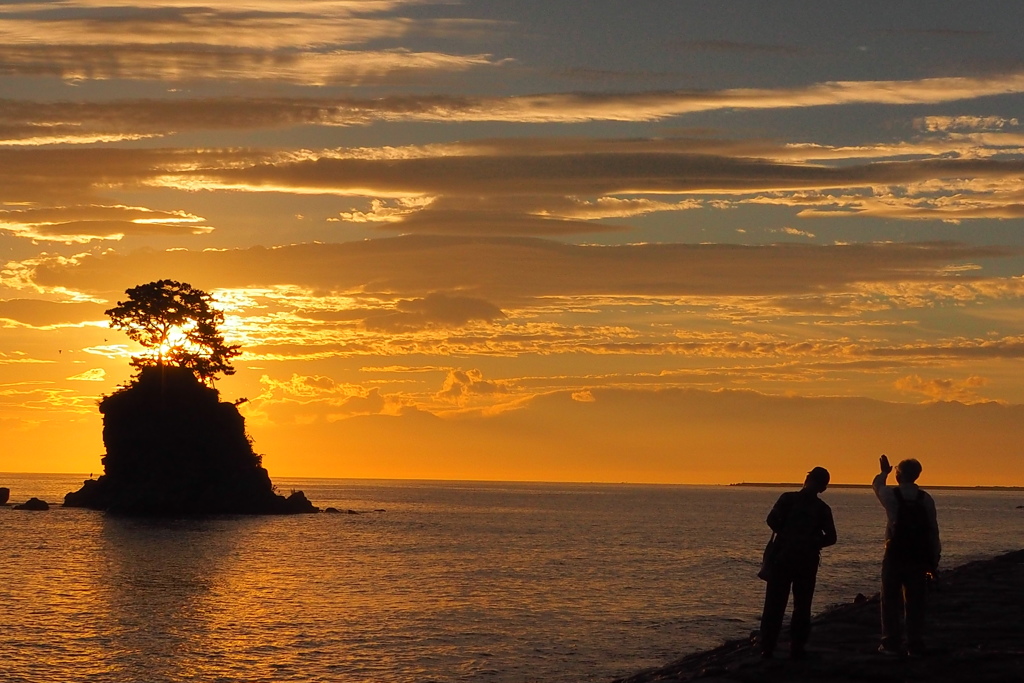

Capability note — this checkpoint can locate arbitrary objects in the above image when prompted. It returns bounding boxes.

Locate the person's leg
[789,560,818,656]
[760,568,793,656]
[879,555,904,651]
[904,566,929,654]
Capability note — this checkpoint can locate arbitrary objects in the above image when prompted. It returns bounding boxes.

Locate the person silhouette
[758,467,837,659]
[873,455,941,657]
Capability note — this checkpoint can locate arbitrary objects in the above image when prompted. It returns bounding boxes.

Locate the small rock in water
[14,497,49,511]
[0,487,9,505]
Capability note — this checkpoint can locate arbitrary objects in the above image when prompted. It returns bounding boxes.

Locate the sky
[2,1,1024,486]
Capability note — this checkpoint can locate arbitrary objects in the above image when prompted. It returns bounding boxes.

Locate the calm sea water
[1,474,1021,683]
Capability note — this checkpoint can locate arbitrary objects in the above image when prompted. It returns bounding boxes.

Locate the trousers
[759,553,819,654]
[880,553,929,650]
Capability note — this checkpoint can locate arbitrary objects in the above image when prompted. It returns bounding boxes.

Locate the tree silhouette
[106,279,240,383]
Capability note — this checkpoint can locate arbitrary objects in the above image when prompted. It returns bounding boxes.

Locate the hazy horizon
[4,471,1022,492]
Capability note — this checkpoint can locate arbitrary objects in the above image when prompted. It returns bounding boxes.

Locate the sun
[154,323,197,361]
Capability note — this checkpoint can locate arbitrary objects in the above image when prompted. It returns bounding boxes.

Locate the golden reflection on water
[3,477,1023,683]
[96,516,246,681]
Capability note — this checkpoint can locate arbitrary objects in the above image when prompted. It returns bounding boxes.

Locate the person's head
[895,458,922,484]
[804,466,830,493]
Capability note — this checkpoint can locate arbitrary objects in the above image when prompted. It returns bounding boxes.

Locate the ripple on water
[1,475,1022,683]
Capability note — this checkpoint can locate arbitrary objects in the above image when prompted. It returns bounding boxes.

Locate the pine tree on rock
[105,279,240,384]
[65,280,316,515]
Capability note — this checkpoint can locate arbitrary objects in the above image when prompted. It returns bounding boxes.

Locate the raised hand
[879,454,893,475]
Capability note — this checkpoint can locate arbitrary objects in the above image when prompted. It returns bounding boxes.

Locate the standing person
[873,455,941,657]
[759,467,837,659]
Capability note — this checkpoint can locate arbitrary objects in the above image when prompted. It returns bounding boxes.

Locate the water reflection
[2,481,1021,683]
[96,515,257,681]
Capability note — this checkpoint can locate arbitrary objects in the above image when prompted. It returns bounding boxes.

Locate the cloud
[20,237,1014,303]
[772,226,816,238]
[3,139,1023,236]
[5,71,1024,144]
[0,147,260,203]
[0,352,50,365]
[176,149,1024,199]
[0,299,107,327]
[894,374,990,402]
[435,368,511,405]
[287,291,505,332]
[250,373,398,422]
[0,45,500,85]
[330,195,702,236]
[67,368,106,381]
[0,205,213,243]
[577,335,1024,363]
[374,207,634,236]
[0,4,485,50]
[0,1,503,85]
[868,337,1024,361]
[258,373,343,400]
[363,292,506,332]
[456,72,1024,123]
[915,115,1020,133]
[799,202,1024,222]
[248,386,1024,485]
[329,388,388,418]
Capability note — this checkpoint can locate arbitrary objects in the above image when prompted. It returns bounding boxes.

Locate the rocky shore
[615,549,1024,683]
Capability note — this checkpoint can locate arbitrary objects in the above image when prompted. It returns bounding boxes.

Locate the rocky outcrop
[14,497,49,510]
[0,487,9,505]
[64,365,317,515]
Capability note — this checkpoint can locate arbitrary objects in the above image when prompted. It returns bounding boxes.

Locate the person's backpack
[889,488,933,563]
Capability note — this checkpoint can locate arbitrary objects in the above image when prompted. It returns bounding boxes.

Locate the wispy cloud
[4,73,1024,147]
[0,204,213,243]
[0,299,106,327]
[0,0,503,85]
[20,237,1012,301]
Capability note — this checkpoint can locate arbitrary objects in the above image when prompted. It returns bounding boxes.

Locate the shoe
[877,644,902,657]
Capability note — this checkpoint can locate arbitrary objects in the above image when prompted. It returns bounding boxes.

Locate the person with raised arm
[873,454,941,657]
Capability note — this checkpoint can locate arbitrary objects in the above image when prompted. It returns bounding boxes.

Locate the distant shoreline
[730,482,1024,491]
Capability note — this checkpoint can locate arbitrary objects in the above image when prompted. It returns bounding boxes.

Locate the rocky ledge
[615,549,1024,683]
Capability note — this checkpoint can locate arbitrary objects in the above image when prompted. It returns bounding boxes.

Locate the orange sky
[2,1,1023,485]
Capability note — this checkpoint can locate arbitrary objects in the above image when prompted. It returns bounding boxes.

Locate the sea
[1,473,1021,683]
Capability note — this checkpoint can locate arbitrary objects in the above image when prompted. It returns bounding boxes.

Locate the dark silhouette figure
[759,467,837,659]
[0,487,9,505]
[873,455,941,656]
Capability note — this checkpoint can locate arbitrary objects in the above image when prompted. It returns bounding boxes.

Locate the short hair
[896,458,922,482]
[807,466,830,488]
